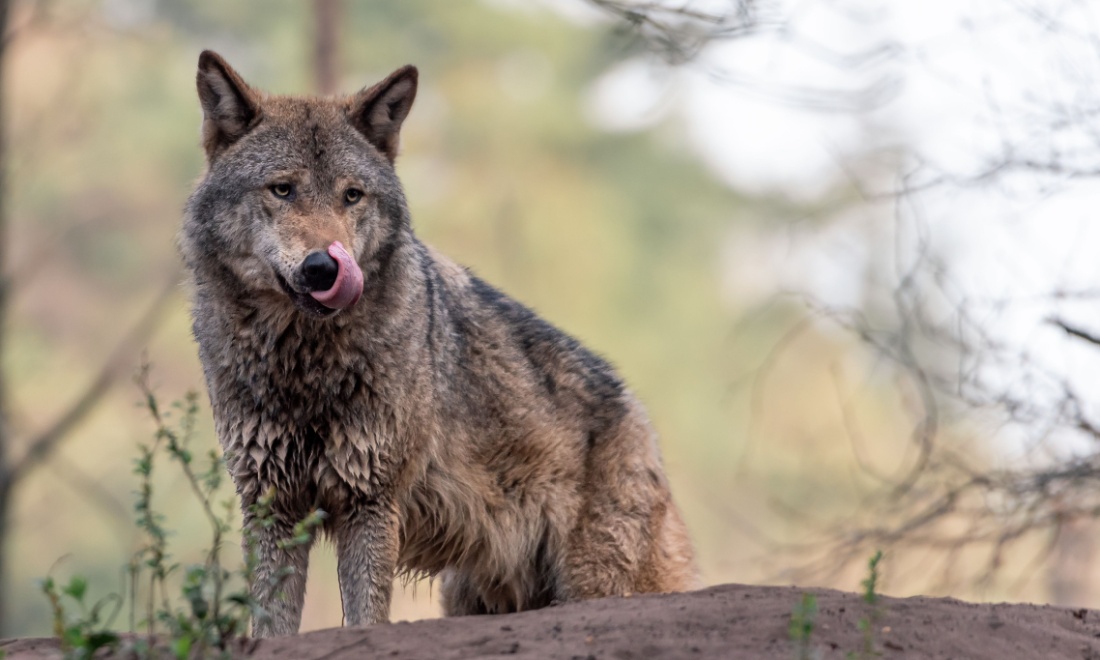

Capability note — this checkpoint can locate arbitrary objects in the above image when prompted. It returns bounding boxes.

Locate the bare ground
[5,583,1100,658]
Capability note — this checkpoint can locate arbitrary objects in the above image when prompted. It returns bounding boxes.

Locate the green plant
[132,366,326,656]
[135,373,241,657]
[39,366,324,658]
[789,592,819,660]
[40,574,122,659]
[848,549,884,660]
[860,550,882,607]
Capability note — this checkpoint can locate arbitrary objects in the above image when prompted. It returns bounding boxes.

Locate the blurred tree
[0,0,10,633]
[601,0,1100,603]
[583,0,772,64]
[0,0,180,634]
[312,0,341,94]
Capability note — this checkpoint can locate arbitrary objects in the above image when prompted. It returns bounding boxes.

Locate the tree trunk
[312,0,341,95]
[0,0,12,636]
[1048,517,1096,607]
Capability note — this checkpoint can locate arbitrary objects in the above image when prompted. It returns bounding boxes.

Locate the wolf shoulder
[417,242,628,416]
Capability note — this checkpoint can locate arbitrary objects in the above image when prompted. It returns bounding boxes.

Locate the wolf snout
[306,241,365,310]
[301,251,339,292]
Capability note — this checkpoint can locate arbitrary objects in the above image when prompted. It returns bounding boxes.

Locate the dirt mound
[5,583,1100,658]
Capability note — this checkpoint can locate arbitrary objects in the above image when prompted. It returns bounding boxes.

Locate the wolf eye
[344,188,364,205]
[270,183,295,200]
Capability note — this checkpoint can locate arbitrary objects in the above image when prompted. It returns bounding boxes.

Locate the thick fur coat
[181,51,698,637]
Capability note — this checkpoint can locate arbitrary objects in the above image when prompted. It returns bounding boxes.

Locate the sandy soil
[4,583,1100,658]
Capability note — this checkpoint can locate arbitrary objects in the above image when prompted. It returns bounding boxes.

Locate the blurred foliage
[0,0,1011,637]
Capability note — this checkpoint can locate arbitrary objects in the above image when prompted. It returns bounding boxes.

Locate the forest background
[3,0,1098,637]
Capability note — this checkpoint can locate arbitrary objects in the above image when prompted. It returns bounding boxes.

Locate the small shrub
[789,592,819,660]
[40,365,324,658]
[849,549,884,660]
[40,574,121,659]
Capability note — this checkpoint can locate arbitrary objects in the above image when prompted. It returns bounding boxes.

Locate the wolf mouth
[309,241,364,310]
[274,270,340,317]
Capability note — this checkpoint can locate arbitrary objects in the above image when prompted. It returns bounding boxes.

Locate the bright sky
[580,0,1100,457]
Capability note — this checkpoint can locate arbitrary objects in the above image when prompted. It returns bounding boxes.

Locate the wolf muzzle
[306,241,364,310]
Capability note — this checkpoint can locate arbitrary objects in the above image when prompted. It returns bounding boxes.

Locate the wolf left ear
[196,50,262,160]
[349,65,418,163]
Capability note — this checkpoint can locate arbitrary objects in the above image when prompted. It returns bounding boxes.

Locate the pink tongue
[310,241,363,310]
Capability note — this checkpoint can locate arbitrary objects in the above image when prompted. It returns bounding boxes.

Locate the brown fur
[181,50,699,637]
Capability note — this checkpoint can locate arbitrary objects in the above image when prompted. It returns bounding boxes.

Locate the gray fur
[181,51,698,637]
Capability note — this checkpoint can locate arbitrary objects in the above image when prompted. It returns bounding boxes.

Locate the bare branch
[0,0,45,52]
[47,453,132,535]
[6,273,180,488]
[584,0,901,112]
[1047,317,1100,347]
[584,0,777,64]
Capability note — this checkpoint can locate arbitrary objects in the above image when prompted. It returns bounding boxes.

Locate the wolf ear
[196,50,262,159]
[348,65,418,162]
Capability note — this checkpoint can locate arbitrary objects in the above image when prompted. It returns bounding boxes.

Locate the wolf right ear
[348,65,418,163]
[196,50,262,159]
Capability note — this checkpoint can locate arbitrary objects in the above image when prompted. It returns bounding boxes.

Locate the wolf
[180,50,699,637]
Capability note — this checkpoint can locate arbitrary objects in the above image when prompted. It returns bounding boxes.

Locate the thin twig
[6,272,180,488]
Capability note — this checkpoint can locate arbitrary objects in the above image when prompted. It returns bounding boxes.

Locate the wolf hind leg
[562,491,698,598]
[440,540,564,616]
[560,505,643,599]
[562,402,698,598]
[440,569,491,616]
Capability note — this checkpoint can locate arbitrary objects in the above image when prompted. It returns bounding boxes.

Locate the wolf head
[182,50,417,318]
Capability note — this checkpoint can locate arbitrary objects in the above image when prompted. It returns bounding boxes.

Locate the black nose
[301,251,339,291]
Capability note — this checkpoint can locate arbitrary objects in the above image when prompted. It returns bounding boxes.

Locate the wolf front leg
[334,499,401,626]
[243,509,315,637]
